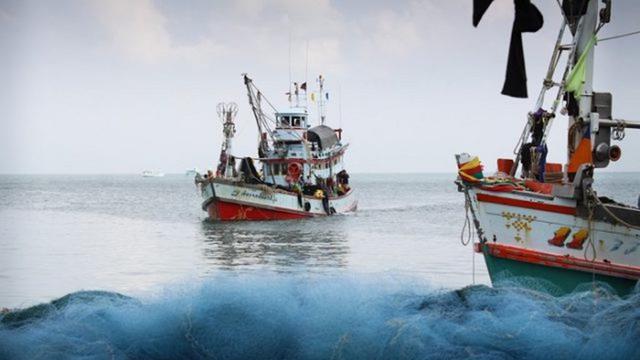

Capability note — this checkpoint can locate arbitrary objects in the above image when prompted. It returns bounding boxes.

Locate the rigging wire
[598,29,640,42]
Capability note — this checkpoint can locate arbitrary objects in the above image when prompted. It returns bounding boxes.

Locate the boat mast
[566,0,598,176]
[243,74,272,156]
[216,102,238,177]
[317,75,326,125]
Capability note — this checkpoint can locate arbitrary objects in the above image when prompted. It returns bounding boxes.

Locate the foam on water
[1,274,638,360]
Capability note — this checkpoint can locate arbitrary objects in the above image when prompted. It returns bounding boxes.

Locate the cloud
[89,0,223,63]
[358,9,421,58]
[87,0,436,72]
[0,7,10,23]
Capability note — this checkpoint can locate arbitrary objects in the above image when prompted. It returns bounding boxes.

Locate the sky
[1,0,639,174]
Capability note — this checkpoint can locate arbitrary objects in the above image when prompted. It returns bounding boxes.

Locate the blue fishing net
[1,275,638,360]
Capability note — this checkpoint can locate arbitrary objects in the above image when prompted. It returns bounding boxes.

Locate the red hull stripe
[476,193,576,215]
[208,199,313,221]
[484,243,640,280]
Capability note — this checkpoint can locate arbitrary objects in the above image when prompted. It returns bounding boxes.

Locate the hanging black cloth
[473,0,544,98]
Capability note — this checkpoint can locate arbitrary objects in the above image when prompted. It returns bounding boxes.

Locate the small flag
[310,93,315,102]
[300,82,307,91]
[565,35,597,100]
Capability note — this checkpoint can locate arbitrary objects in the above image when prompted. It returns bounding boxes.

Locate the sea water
[1,173,639,359]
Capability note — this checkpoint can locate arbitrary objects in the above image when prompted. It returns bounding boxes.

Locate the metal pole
[568,0,598,165]
[600,120,640,129]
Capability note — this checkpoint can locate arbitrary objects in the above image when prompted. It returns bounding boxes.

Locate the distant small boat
[142,170,165,178]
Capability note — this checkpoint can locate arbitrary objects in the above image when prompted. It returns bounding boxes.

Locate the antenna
[338,82,342,129]
[288,25,292,107]
[317,75,326,125]
[305,41,309,106]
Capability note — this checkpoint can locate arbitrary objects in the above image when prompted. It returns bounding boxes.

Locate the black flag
[473,0,543,98]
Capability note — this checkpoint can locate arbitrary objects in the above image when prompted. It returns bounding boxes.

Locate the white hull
[469,187,640,267]
[201,179,357,220]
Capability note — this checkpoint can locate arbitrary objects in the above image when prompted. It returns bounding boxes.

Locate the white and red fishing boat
[196,74,357,221]
[456,0,640,295]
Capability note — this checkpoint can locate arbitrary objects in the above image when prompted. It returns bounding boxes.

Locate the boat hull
[201,180,357,221]
[479,243,638,296]
[467,187,640,296]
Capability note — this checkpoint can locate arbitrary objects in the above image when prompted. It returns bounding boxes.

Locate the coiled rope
[584,190,597,262]
[461,192,473,246]
[461,187,477,284]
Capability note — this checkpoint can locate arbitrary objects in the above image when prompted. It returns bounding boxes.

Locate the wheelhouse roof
[307,124,338,149]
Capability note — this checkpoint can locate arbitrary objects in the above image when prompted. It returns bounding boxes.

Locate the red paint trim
[483,243,640,280]
[208,199,312,221]
[476,193,576,215]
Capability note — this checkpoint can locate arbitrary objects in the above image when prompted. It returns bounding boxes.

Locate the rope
[584,188,599,298]
[567,121,582,155]
[588,187,640,230]
[461,192,472,246]
[471,221,476,285]
[583,186,640,298]
[460,188,477,285]
[598,29,640,42]
[584,190,597,262]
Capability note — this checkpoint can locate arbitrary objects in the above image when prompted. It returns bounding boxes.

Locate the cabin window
[273,163,281,175]
[292,116,301,127]
[280,116,290,126]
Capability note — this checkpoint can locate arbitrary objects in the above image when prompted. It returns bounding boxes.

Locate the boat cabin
[276,111,309,129]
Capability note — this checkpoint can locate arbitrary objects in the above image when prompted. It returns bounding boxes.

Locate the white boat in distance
[142,170,165,178]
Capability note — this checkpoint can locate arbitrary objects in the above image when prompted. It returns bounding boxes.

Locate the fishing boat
[196,74,357,221]
[456,0,640,295]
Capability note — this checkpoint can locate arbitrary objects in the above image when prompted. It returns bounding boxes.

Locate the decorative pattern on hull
[469,187,640,296]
